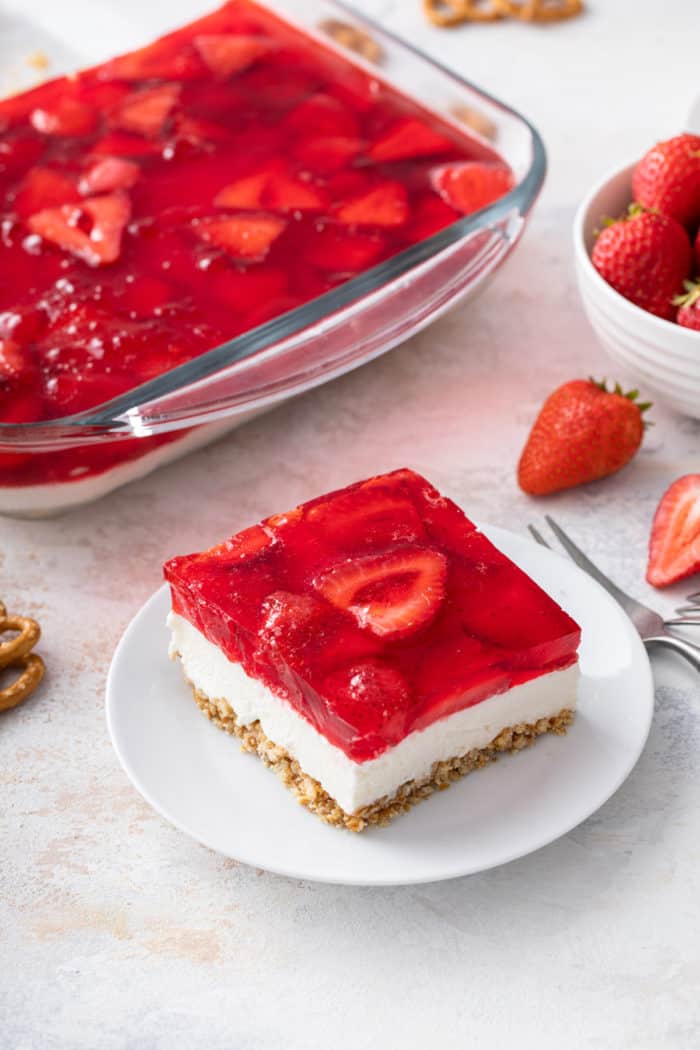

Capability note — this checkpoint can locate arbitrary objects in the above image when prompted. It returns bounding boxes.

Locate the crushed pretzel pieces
[424,0,582,25]
[318,19,384,63]
[0,600,45,712]
[450,103,497,140]
[26,51,50,71]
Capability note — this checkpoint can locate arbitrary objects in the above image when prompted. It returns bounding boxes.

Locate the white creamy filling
[168,612,579,814]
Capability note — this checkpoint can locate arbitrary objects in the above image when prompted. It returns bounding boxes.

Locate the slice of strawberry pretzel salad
[164,469,581,830]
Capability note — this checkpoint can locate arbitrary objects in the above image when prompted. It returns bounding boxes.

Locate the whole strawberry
[591,205,691,320]
[632,134,700,227]
[518,379,650,496]
[673,279,700,330]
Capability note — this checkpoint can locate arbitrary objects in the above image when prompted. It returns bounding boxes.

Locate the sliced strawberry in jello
[433,162,514,215]
[405,193,460,241]
[215,172,269,209]
[0,137,43,180]
[304,226,385,273]
[90,132,163,158]
[292,136,365,175]
[314,545,448,639]
[0,339,32,381]
[28,191,131,267]
[286,93,360,139]
[194,34,276,78]
[79,157,140,196]
[321,661,410,753]
[111,84,181,139]
[369,118,454,163]
[306,482,426,552]
[336,181,409,228]
[99,38,205,82]
[14,168,80,219]
[194,214,286,260]
[215,164,327,213]
[30,98,97,137]
[208,266,288,310]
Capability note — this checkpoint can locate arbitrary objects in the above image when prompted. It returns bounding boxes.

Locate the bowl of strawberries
[574,133,700,418]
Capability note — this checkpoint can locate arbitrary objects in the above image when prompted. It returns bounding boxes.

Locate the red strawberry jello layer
[165,469,580,829]
[0,0,513,496]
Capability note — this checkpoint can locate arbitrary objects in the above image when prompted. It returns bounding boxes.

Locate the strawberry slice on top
[193,214,287,260]
[194,34,276,78]
[215,162,328,213]
[27,191,132,267]
[647,475,700,587]
[110,83,181,139]
[313,545,448,639]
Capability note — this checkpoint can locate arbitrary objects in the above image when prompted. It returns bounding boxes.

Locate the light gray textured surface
[2,2,700,1047]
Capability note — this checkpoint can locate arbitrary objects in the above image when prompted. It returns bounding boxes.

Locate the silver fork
[528,516,700,672]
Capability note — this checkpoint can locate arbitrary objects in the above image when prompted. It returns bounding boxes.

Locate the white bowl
[573,161,700,419]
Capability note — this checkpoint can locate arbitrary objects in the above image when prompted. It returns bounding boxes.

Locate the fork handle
[645,635,700,672]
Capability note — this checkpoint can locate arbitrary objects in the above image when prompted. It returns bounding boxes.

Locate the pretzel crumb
[318,19,384,63]
[424,0,583,25]
[184,670,574,832]
[26,51,50,71]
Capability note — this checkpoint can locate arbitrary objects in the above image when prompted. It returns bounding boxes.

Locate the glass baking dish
[0,0,545,516]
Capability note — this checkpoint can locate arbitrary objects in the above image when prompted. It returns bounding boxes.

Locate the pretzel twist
[0,600,45,711]
[424,0,502,25]
[425,0,582,22]
[494,0,583,20]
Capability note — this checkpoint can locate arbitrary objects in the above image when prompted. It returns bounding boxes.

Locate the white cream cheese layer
[168,612,579,814]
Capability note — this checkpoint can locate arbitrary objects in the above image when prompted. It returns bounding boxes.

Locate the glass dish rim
[0,0,547,442]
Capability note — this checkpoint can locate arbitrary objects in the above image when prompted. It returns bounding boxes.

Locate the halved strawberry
[336,181,409,228]
[322,660,410,744]
[111,83,180,138]
[286,93,360,139]
[369,118,454,163]
[304,226,385,272]
[0,339,31,381]
[193,214,287,260]
[194,34,275,78]
[13,167,80,219]
[313,545,448,639]
[79,157,140,196]
[433,162,514,215]
[292,136,365,175]
[28,192,131,267]
[30,98,97,137]
[647,475,700,587]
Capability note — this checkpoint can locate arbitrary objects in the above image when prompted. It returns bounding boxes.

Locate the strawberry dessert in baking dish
[165,469,580,830]
[0,0,514,508]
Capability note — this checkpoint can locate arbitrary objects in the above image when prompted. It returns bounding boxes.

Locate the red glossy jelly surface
[0,1,513,488]
[165,469,581,762]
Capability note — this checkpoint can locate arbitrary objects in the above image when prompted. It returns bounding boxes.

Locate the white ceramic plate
[106,525,654,886]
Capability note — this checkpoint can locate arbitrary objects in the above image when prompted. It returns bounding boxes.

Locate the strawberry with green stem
[518,378,651,496]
